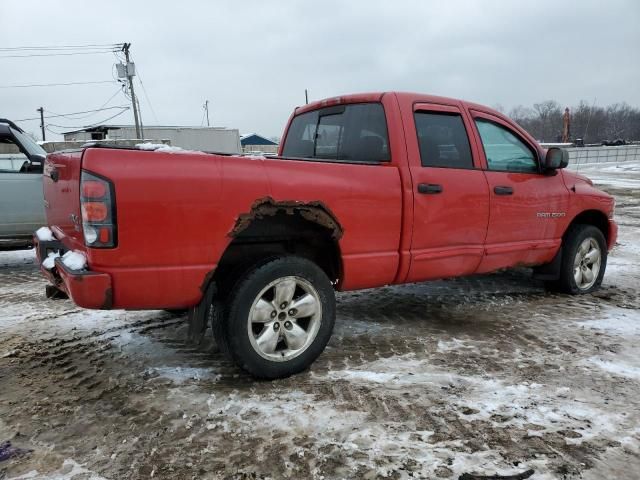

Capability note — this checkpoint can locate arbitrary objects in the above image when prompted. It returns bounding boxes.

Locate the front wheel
[221,256,335,379]
[551,224,607,294]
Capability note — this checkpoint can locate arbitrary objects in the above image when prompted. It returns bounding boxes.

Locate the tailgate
[43,150,84,250]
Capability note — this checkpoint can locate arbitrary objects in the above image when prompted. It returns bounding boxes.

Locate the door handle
[494,185,513,195]
[418,183,443,194]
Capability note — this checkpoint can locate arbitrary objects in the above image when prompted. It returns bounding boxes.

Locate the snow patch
[136,142,170,150]
[61,250,87,271]
[42,251,60,270]
[35,226,54,241]
[0,248,35,267]
[203,390,367,436]
[150,366,221,384]
[576,308,640,336]
[437,337,474,352]
[587,357,640,379]
[324,357,467,387]
[323,355,623,444]
[578,161,640,189]
[136,143,200,154]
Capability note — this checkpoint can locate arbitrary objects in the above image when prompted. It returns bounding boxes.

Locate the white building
[62,124,241,154]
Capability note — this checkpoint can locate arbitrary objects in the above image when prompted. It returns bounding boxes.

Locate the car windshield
[11,127,46,157]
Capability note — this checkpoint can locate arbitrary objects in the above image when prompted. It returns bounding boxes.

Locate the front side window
[0,138,30,174]
[0,129,45,174]
[414,112,474,169]
[475,119,538,173]
[282,103,390,163]
[11,128,46,158]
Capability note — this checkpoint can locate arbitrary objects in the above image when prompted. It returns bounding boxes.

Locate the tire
[220,256,335,379]
[552,224,607,294]
[211,256,281,354]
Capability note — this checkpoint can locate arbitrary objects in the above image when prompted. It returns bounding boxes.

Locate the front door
[406,104,490,282]
[469,111,570,273]
[0,134,45,239]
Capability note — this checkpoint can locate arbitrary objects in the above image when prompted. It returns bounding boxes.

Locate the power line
[0,80,117,89]
[45,105,131,120]
[43,90,126,120]
[0,50,117,59]
[0,43,123,51]
[14,105,129,122]
[45,125,70,135]
[78,89,126,117]
[135,67,159,124]
[46,107,130,130]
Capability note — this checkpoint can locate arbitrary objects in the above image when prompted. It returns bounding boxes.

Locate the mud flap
[532,248,562,281]
[45,284,69,300]
[186,282,216,345]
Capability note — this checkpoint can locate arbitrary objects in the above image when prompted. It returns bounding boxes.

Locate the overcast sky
[2,0,639,141]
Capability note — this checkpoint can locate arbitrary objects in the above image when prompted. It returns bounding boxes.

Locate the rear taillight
[80,171,117,248]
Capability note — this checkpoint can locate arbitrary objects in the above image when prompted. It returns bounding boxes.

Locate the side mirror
[26,153,46,173]
[29,153,46,164]
[544,147,569,172]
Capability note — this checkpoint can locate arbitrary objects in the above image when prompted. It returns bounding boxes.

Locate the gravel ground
[1,163,639,480]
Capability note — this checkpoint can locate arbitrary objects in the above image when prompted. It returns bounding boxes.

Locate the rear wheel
[220,256,335,379]
[551,224,607,294]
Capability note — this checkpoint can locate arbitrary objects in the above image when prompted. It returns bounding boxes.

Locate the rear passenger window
[315,113,343,159]
[282,103,390,163]
[414,112,474,169]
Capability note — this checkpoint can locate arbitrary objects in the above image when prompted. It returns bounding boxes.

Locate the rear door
[406,103,490,282]
[277,101,402,291]
[469,111,570,273]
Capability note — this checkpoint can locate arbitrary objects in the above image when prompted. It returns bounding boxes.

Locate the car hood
[562,169,594,186]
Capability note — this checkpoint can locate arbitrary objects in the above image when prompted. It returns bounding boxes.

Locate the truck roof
[0,118,25,133]
[295,91,504,119]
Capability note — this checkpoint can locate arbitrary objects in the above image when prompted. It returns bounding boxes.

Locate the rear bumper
[35,236,113,309]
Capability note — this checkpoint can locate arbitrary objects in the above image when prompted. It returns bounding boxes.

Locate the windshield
[11,127,47,157]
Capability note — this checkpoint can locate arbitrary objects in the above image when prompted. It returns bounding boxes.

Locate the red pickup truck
[36,92,617,378]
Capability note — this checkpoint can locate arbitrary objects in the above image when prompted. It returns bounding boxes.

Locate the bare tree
[605,103,633,140]
[508,105,534,124]
[502,99,640,144]
[532,101,562,142]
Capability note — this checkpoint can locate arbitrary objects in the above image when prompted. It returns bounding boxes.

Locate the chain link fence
[565,145,640,166]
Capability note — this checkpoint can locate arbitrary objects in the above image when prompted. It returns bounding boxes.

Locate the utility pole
[137,96,144,140]
[204,100,210,127]
[37,107,45,141]
[122,43,141,139]
[305,89,309,105]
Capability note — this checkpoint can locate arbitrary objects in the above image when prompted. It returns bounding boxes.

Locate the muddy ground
[1,163,639,480]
